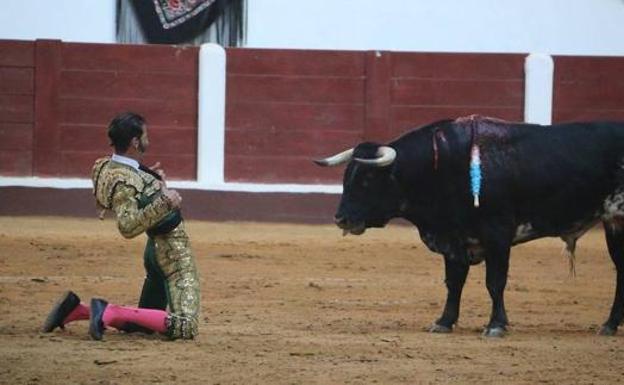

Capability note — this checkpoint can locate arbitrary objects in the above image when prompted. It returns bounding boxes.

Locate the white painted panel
[0,0,116,43]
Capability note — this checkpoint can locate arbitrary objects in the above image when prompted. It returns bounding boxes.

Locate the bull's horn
[354,146,396,167]
[314,148,354,167]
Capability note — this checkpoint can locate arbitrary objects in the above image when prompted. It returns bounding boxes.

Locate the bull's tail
[562,238,577,278]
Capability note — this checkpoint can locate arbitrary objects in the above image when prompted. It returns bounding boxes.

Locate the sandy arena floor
[0,216,623,384]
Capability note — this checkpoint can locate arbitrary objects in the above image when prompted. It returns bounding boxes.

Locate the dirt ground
[0,216,623,385]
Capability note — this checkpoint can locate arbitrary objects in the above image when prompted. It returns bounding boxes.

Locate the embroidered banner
[153,0,217,29]
[122,0,245,45]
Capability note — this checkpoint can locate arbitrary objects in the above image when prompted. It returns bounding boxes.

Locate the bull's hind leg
[483,249,511,337]
[430,255,469,333]
[480,222,514,337]
[600,221,624,335]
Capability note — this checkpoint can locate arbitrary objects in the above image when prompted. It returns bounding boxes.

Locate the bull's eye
[361,172,375,187]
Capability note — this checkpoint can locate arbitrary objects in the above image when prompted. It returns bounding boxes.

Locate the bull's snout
[334,215,366,235]
[334,215,348,229]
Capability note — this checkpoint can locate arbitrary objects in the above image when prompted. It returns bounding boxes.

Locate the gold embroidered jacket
[91,157,175,238]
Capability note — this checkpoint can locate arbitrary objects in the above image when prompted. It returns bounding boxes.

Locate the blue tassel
[470,145,481,207]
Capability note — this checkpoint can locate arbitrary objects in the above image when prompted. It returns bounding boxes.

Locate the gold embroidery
[92,159,173,239]
[154,225,200,339]
[91,158,200,339]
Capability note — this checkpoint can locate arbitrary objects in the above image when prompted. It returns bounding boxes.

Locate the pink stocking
[62,304,90,325]
[102,304,168,333]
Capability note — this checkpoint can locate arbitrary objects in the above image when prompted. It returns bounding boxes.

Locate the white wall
[1,0,624,54]
[247,0,624,56]
[0,0,116,43]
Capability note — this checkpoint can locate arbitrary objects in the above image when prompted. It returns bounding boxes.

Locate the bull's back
[485,122,624,236]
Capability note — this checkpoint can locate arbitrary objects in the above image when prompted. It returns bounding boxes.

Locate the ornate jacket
[91,157,180,239]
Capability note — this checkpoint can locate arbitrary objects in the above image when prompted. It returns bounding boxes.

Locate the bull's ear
[313,148,354,167]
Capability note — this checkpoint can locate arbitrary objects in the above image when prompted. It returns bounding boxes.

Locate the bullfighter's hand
[163,188,182,208]
[149,162,167,182]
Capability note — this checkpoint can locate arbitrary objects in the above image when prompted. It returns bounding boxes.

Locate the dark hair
[107,112,146,153]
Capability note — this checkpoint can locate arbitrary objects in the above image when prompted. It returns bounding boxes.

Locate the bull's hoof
[597,325,617,336]
[429,323,453,333]
[482,326,506,338]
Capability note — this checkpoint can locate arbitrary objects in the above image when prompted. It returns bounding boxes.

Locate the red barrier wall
[225,48,366,184]
[553,56,624,123]
[0,41,34,176]
[387,52,525,137]
[4,40,624,186]
[0,39,198,179]
[224,49,526,184]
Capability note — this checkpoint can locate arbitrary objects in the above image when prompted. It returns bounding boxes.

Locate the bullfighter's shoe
[89,298,108,341]
[41,291,80,333]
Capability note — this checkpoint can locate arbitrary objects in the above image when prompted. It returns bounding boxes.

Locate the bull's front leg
[430,254,469,333]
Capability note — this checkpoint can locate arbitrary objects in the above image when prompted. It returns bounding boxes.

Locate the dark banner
[153,0,216,29]
[128,0,244,45]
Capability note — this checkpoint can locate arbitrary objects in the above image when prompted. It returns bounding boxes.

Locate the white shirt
[111,153,140,170]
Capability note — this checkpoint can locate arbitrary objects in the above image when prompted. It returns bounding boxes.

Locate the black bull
[315,115,624,337]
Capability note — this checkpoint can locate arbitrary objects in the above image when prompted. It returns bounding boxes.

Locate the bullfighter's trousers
[138,222,201,339]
